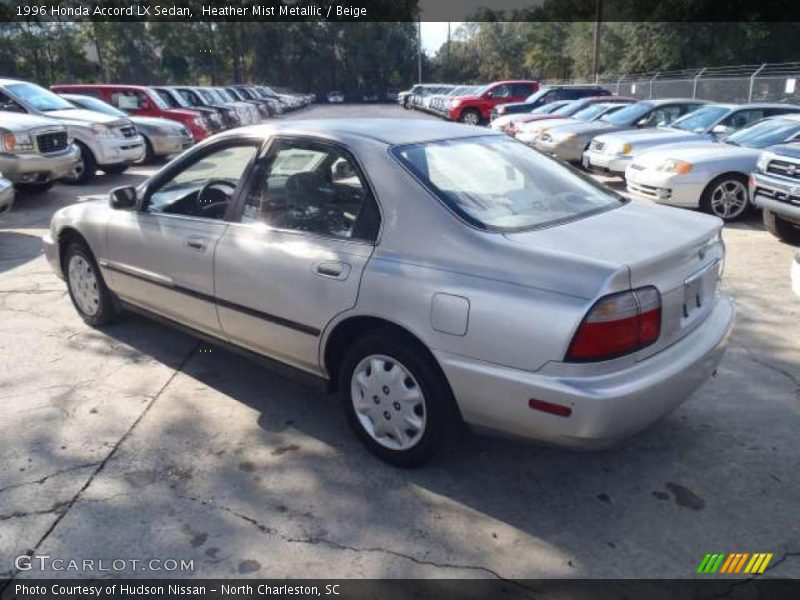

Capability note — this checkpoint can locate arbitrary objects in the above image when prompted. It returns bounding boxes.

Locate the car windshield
[724,118,800,148]
[670,105,730,132]
[393,135,624,231]
[552,99,588,116]
[7,82,75,112]
[158,88,188,108]
[600,102,653,125]
[534,101,568,114]
[573,103,614,121]
[65,95,126,117]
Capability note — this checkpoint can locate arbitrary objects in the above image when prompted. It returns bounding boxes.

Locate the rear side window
[393,135,624,232]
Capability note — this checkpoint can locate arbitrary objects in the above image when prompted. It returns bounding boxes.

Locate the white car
[327,91,345,103]
[0,78,144,183]
[585,103,800,176]
[626,114,800,221]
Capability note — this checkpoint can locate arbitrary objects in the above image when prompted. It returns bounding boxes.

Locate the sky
[420,22,464,55]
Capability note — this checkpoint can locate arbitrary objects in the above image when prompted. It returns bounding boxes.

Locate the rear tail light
[566,286,662,362]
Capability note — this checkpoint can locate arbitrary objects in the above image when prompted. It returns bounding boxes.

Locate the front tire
[459,108,481,126]
[64,142,97,185]
[135,137,155,165]
[700,174,750,221]
[764,209,800,244]
[339,332,455,466]
[63,242,120,327]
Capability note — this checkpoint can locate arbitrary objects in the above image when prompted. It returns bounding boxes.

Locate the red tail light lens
[566,287,662,362]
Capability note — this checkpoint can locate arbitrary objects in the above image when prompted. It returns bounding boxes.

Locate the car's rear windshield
[392,135,625,232]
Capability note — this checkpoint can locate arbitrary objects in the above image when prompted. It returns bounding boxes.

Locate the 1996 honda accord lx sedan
[43,119,734,466]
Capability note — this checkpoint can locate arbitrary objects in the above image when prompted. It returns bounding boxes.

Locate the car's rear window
[393,135,625,232]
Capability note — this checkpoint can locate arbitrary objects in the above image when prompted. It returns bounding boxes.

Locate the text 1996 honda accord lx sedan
[43,119,734,466]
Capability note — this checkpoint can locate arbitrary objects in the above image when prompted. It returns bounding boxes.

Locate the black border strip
[103,263,321,337]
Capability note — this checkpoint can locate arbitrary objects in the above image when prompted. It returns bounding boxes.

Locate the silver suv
[0,79,144,183]
[753,144,800,244]
[0,111,80,193]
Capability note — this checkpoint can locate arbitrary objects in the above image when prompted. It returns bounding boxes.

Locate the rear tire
[64,142,97,185]
[764,209,800,245]
[339,331,457,467]
[459,108,481,126]
[63,242,120,327]
[700,174,750,221]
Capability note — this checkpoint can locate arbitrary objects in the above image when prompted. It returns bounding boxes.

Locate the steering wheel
[196,179,237,217]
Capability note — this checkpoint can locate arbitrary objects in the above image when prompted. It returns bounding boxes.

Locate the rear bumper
[0,147,81,184]
[436,294,734,448]
[91,136,145,166]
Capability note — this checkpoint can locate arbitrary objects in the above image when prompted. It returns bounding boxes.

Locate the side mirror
[109,185,137,210]
[0,101,25,113]
[711,124,728,135]
[636,118,651,127]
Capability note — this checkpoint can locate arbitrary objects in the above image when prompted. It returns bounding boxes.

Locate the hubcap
[68,255,100,316]
[463,112,479,126]
[710,180,747,219]
[350,355,426,451]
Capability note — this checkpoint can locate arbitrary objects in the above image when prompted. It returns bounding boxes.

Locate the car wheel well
[701,172,749,198]
[325,316,451,388]
[58,227,90,270]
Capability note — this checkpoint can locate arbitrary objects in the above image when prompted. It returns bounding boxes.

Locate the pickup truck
[752,143,800,244]
[446,80,538,125]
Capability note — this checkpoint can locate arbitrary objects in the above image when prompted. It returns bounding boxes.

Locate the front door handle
[186,237,208,252]
[314,261,350,280]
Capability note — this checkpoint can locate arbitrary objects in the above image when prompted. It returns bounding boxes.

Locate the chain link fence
[546,62,800,104]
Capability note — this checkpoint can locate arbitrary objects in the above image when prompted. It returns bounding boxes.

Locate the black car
[491,85,611,121]
[170,86,241,129]
[227,86,272,119]
[151,86,226,133]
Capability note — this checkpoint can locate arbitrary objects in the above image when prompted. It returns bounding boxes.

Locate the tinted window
[491,85,512,99]
[147,144,258,220]
[394,135,624,231]
[241,140,378,240]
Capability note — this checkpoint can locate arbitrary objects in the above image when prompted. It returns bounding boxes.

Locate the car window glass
[0,90,26,112]
[241,140,373,240]
[147,144,257,220]
[492,85,511,99]
[643,105,683,126]
[722,109,765,131]
[111,91,144,111]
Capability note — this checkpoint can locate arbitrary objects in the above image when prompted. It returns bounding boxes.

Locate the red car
[51,84,211,142]
[446,80,539,125]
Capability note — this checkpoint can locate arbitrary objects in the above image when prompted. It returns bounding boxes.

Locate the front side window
[394,135,624,231]
[720,109,766,132]
[111,91,146,111]
[240,139,378,240]
[146,144,258,220]
[490,85,511,99]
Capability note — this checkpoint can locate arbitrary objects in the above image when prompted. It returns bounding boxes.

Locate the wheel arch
[322,315,462,420]
[57,226,92,273]
[700,170,751,200]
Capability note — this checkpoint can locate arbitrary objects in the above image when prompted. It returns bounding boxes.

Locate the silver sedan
[44,119,734,466]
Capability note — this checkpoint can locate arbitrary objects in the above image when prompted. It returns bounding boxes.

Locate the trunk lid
[505,201,725,356]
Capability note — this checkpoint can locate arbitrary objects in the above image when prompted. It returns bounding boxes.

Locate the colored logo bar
[696,553,773,574]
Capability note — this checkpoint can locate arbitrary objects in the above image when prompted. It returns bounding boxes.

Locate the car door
[103,139,260,336]
[214,136,380,375]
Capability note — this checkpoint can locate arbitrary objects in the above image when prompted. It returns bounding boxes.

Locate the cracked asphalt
[0,104,798,582]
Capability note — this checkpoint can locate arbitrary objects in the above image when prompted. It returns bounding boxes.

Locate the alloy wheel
[350,354,426,451]
[710,179,748,220]
[68,255,100,316]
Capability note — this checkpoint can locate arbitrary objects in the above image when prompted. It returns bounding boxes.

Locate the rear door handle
[314,261,350,280]
[186,237,208,252]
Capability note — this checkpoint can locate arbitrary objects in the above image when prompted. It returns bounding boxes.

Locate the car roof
[233,118,504,146]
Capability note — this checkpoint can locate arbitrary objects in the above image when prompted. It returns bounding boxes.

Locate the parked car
[585,103,800,176]
[0,111,80,192]
[626,114,800,221]
[751,143,800,243]
[150,86,227,131]
[446,80,539,125]
[397,85,421,108]
[496,96,637,136]
[429,86,484,117]
[360,91,380,103]
[490,85,611,122]
[253,86,286,114]
[327,91,345,104]
[227,86,271,119]
[212,87,260,124]
[386,88,400,102]
[43,119,733,466]
[1,79,143,183]
[0,175,14,214]
[60,94,193,164]
[168,86,241,130]
[515,101,635,144]
[489,100,571,133]
[535,98,707,164]
[51,83,211,144]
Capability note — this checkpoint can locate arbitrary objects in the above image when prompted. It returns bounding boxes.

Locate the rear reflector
[566,286,662,362]
[529,398,572,417]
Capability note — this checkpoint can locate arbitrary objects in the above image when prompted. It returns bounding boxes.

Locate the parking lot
[1,102,798,581]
